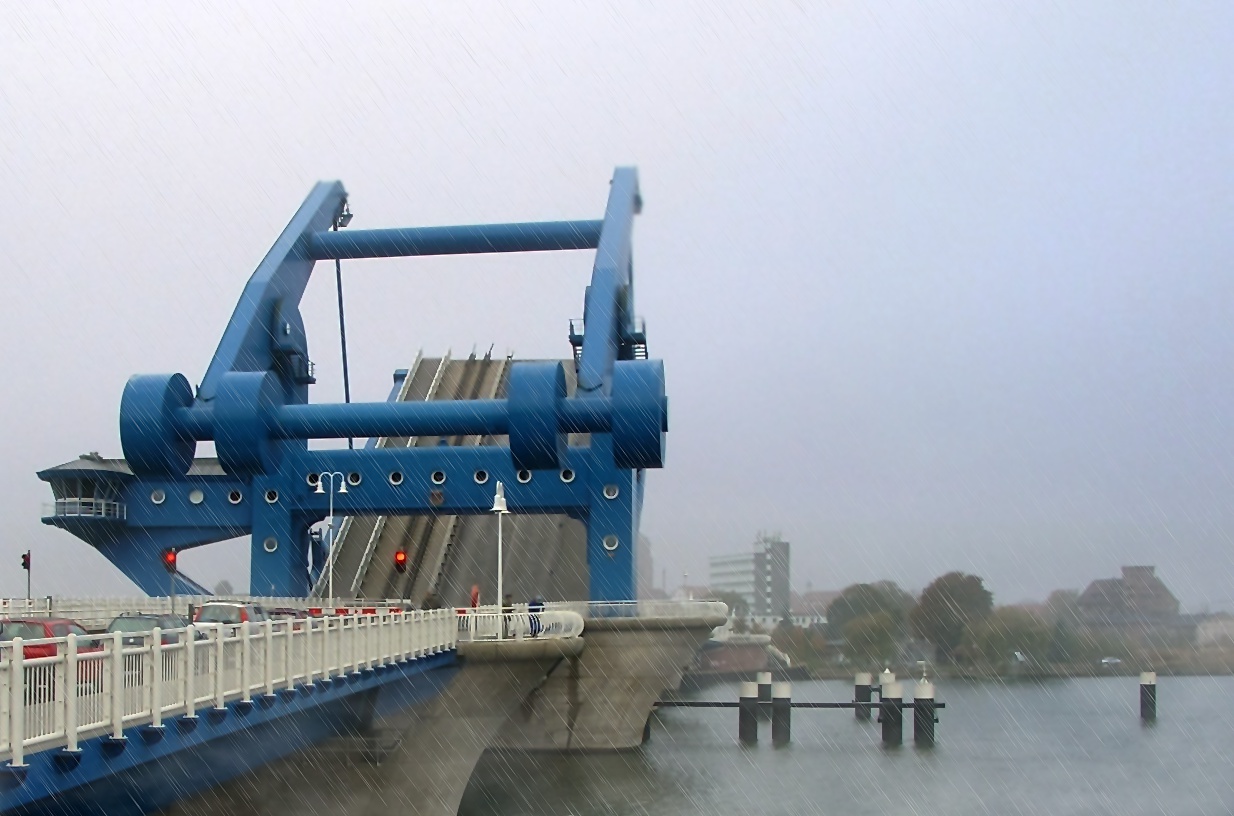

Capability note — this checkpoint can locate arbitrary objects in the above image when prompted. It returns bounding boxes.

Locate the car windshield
[197,605,242,624]
[0,622,47,640]
[108,617,160,633]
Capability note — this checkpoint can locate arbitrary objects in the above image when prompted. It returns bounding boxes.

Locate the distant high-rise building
[709,534,791,626]
[636,534,655,600]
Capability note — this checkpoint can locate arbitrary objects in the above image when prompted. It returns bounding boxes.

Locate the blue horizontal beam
[306,220,603,260]
[175,397,623,442]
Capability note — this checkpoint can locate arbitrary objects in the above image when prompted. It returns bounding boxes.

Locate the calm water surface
[460,676,1234,816]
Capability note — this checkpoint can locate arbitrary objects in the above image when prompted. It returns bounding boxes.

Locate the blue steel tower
[39,168,665,601]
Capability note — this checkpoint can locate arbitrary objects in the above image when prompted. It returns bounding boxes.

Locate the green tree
[843,612,898,667]
[825,582,913,639]
[771,622,829,665]
[962,607,1051,670]
[706,590,749,621]
[911,572,993,662]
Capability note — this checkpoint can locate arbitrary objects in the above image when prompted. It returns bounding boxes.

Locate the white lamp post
[315,472,348,604]
[491,481,509,640]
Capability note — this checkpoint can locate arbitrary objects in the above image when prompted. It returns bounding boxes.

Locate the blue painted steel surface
[2,652,458,816]
[39,168,658,602]
[308,219,603,259]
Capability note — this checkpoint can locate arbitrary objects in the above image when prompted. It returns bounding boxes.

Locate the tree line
[745,572,1144,672]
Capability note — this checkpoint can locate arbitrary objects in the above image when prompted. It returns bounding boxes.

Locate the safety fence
[0,608,459,765]
[0,597,724,632]
[455,608,585,641]
[546,600,730,620]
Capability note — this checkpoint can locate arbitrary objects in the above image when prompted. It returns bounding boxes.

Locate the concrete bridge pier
[163,639,582,816]
[493,613,726,751]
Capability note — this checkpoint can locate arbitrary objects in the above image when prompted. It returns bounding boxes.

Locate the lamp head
[490,481,508,514]
[314,481,325,495]
[338,481,348,494]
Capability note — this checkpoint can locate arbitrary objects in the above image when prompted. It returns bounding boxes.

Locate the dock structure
[26,170,732,812]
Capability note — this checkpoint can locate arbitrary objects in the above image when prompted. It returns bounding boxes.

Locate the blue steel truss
[38,168,664,600]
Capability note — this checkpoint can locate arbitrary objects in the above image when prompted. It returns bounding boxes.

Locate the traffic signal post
[20,550,30,600]
[163,549,178,613]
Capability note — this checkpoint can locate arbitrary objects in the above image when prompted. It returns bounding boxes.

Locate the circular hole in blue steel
[150,489,166,505]
[263,537,278,553]
[347,472,362,487]
[430,470,446,486]
[389,471,404,486]
[228,490,242,505]
[602,535,619,552]
[560,469,575,484]
[517,470,532,484]
[603,484,619,500]
[188,489,205,505]
[473,470,489,485]
[264,489,279,504]
[306,472,320,486]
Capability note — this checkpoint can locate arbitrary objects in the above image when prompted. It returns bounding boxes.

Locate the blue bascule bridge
[12,169,725,816]
[39,167,665,602]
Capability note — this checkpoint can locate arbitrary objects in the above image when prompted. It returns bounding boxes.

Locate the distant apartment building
[1077,566,1180,626]
[1076,565,1195,646]
[709,534,791,628]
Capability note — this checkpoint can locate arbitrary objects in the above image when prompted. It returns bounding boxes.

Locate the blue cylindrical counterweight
[121,360,668,477]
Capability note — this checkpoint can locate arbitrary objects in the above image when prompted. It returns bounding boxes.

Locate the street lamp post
[315,472,348,604]
[491,481,509,640]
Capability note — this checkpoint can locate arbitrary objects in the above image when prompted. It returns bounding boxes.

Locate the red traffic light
[393,550,408,573]
[20,551,30,571]
[162,550,177,573]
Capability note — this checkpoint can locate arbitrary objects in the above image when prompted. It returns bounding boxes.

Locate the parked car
[105,613,191,646]
[267,607,309,631]
[192,601,270,632]
[0,618,105,699]
[0,618,102,659]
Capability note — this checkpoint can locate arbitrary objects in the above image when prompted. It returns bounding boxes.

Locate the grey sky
[3,3,1233,609]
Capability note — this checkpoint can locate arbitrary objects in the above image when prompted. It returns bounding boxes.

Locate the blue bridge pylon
[39,168,666,601]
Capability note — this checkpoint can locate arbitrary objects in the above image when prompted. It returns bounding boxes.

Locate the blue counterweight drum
[119,360,667,478]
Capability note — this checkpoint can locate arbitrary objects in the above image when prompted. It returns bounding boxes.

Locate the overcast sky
[3,2,1234,610]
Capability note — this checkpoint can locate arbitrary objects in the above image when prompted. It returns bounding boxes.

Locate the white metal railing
[3,596,419,631]
[0,597,728,632]
[545,600,730,620]
[0,609,459,766]
[455,606,584,641]
[41,499,127,520]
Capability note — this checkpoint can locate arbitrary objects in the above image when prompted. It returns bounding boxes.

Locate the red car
[0,618,102,659]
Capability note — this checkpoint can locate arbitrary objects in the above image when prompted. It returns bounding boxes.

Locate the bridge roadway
[320,355,728,752]
[0,605,584,816]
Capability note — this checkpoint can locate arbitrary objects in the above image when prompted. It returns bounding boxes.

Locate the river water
[460,676,1234,816]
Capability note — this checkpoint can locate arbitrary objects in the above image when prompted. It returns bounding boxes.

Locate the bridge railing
[544,600,729,620]
[41,499,127,521]
[0,609,458,765]
[455,606,585,641]
[0,596,418,631]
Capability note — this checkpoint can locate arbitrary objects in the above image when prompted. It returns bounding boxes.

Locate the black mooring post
[772,682,792,746]
[1140,672,1157,722]
[880,680,903,747]
[854,672,873,721]
[739,681,759,745]
[913,678,936,747]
